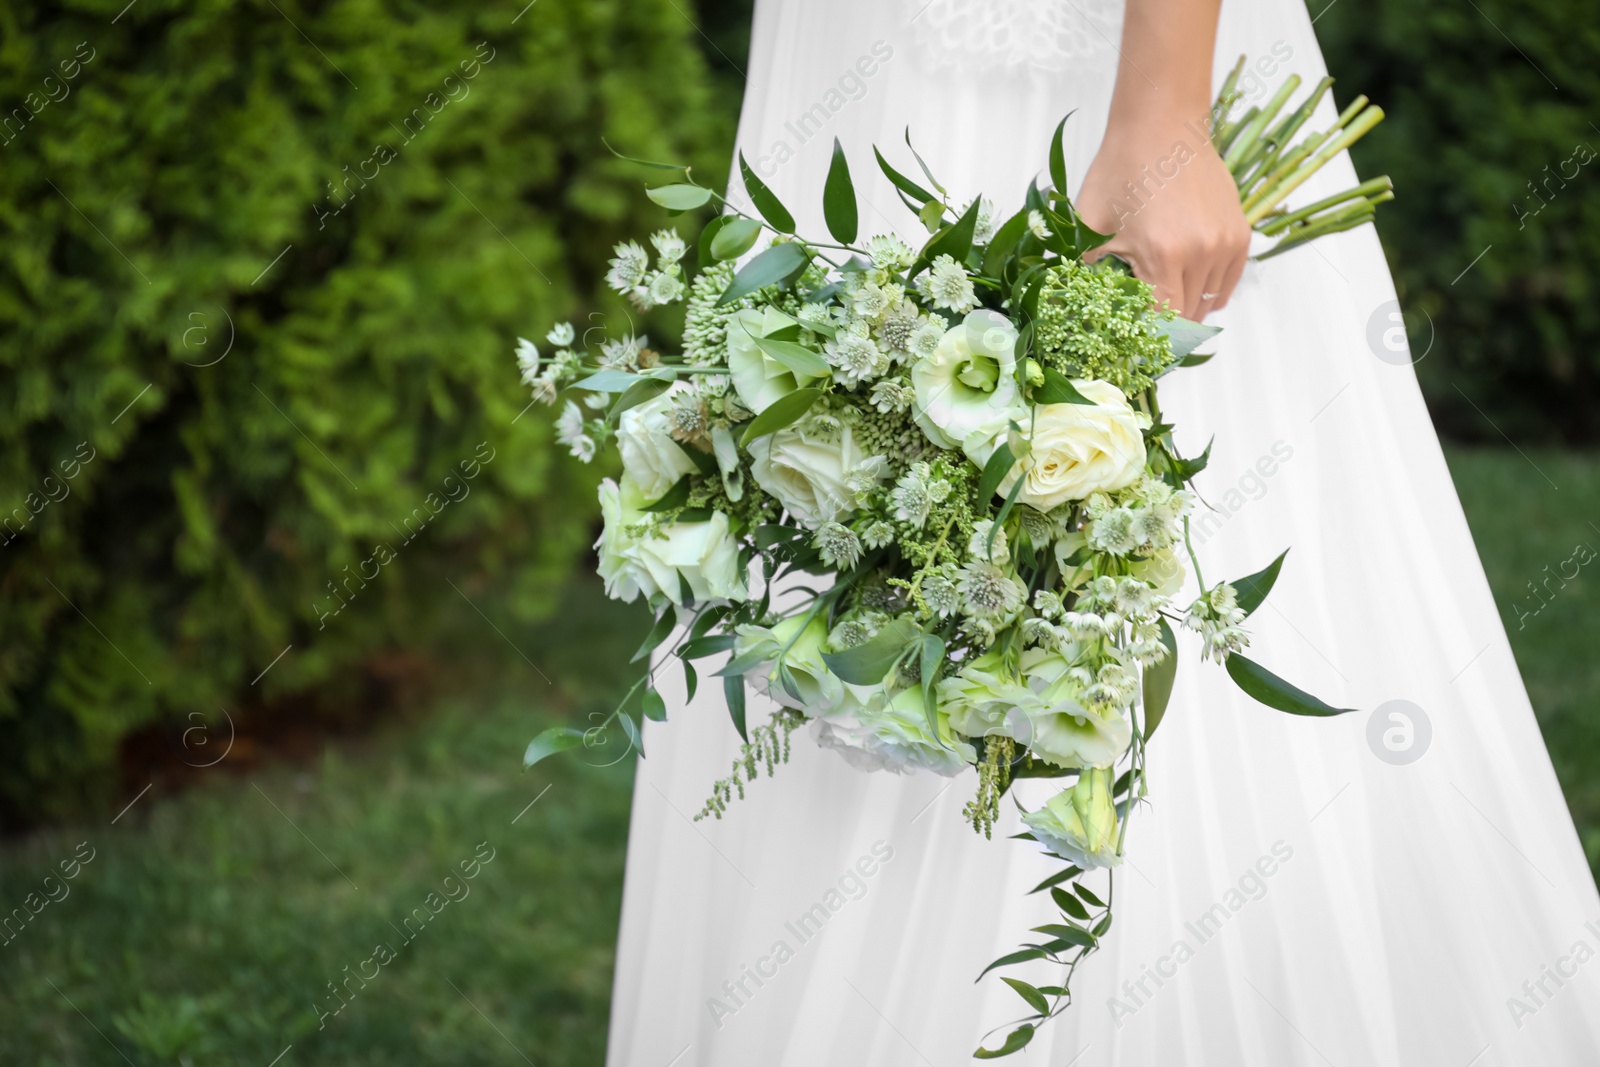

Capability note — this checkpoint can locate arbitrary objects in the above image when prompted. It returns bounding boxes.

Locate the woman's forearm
[1106,0,1221,129]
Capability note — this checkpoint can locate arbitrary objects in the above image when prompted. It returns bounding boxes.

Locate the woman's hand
[1074,0,1251,321]
[1077,124,1252,321]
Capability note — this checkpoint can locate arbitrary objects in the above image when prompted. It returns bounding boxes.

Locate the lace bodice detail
[905,0,1125,75]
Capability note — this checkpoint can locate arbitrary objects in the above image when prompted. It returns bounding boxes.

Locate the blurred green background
[0,0,1594,1062]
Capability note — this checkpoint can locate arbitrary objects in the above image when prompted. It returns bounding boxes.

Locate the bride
[606,1,1600,1062]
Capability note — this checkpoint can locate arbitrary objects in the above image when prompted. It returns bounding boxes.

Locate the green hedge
[1318,0,1600,444]
[0,0,731,825]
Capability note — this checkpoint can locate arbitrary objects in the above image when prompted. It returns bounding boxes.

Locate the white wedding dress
[607,2,1600,1064]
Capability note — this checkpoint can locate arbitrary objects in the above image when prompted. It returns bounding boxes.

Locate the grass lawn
[0,447,1595,1064]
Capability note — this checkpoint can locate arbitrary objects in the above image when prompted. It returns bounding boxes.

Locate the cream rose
[595,475,747,606]
[726,306,826,414]
[748,420,883,529]
[616,385,698,503]
[911,309,1020,450]
[970,380,1146,511]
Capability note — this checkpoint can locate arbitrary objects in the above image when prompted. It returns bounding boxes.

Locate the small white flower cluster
[888,461,952,529]
[606,230,689,311]
[517,322,584,406]
[1185,582,1250,663]
[1083,476,1193,557]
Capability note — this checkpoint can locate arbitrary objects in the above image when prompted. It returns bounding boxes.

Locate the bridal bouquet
[519,71,1379,1058]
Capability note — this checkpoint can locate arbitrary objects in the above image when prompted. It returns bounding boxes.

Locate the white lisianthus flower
[1022,767,1122,869]
[968,380,1147,511]
[595,475,746,606]
[616,385,699,502]
[726,307,828,413]
[749,418,885,529]
[1015,648,1133,769]
[1131,545,1187,598]
[733,612,860,718]
[814,688,975,776]
[939,649,1035,741]
[911,309,1021,450]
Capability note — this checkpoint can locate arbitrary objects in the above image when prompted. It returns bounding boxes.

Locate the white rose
[911,309,1020,449]
[1015,648,1132,769]
[616,385,698,503]
[749,420,883,530]
[595,475,747,606]
[726,307,827,414]
[970,380,1146,511]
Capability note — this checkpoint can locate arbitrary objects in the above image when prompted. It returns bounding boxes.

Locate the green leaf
[1042,203,1113,260]
[718,243,810,306]
[821,618,921,685]
[873,146,935,203]
[601,139,687,172]
[976,947,1047,980]
[640,478,692,513]
[631,609,677,663]
[739,152,795,233]
[903,127,948,194]
[753,336,830,378]
[1048,113,1072,195]
[710,217,764,261]
[1224,654,1355,717]
[680,634,737,659]
[1075,884,1106,908]
[1052,886,1091,920]
[523,727,586,769]
[914,196,982,276]
[988,475,1025,557]
[1001,977,1051,1016]
[617,709,643,757]
[645,183,712,211]
[1177,350,1216,368]
[1170,438,1213,482]
[1031,923,1097,948]
[608,376,672,426]
[1142,617,1179,739]
[1233,549,1288,617]
[822,138,859,245]
[976,442,1015,505]
[1026,865,1083,895]
[573,369,648,393]
[919,634,946,742]
[982,207,1031,276]
[698,214,731,265]
[642,688,667,722]
[683,662,698,702]
[974,1025,1035,1059]
[740,387,823,446]
[1160,316,1223,359]
[1034,368,1096,405]
[724,674,748,741]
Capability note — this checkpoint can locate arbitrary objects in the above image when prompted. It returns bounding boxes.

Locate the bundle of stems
[1212,55,1394,260]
